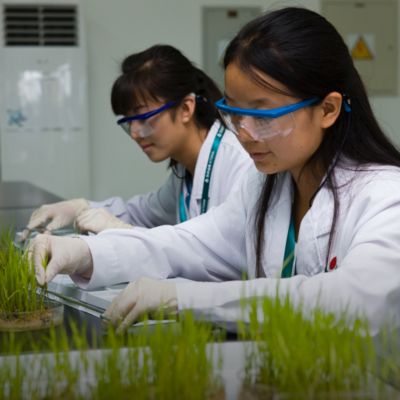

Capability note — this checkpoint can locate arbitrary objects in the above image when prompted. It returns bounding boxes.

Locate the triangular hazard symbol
[351,36,373,60]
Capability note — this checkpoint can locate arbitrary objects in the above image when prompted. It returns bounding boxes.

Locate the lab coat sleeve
[88,173,178,228]
[175,177,400,335]
[78,181,250,290]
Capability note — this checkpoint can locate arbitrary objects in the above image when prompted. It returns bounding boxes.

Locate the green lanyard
[179,125,225,223]
[281,215,296,278]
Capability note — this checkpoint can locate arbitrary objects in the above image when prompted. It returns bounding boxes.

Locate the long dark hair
[111,44,222,133]
[223,7,400,276]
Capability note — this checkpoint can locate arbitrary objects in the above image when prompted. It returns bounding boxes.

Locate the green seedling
[238,289,396,399]
[40,253,49,290]
[0,311,224,399]
[0,232,46,314]
[0,232,62,332]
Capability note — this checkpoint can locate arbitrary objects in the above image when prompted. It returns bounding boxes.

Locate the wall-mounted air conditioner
[0,0,90,199]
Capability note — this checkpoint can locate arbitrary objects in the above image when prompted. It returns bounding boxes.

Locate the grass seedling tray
[0,232,63,332]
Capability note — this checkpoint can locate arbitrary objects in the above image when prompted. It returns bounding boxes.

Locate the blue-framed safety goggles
[215,97,321,141]
[117,101,176,137]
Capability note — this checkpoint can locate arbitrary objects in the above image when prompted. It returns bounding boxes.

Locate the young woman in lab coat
[21,45,251,236]
[30,7,400,334]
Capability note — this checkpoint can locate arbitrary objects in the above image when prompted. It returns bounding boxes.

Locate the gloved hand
[27,234,93,286]
[75,208,132,234]
[103,277,178,332]
[19,199,89,241]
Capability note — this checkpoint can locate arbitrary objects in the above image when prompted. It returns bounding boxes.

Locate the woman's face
[127,99,190,163]
[224,62,325,179]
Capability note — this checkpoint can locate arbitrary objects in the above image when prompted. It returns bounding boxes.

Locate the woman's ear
[179,94,196,124]
[320,92,343,129]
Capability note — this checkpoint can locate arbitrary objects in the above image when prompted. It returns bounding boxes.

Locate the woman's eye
[254,116,272,125]
[230,115,242,125]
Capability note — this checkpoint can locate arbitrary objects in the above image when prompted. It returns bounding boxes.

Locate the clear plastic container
[0,299,64,332]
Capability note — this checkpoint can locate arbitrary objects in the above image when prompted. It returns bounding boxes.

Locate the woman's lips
[141,144,153,151]
[249,151,271,161]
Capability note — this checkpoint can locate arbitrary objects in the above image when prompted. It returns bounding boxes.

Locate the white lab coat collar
[259,161,362,278]
[256,165,352,278]
[261,172,294,278]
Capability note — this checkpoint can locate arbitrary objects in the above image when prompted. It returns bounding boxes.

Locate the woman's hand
[19,199,89,241]
[27,234,93,285]
[75,208,133,234]
[103,277,178,332]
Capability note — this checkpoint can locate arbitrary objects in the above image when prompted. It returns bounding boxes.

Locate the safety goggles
[117,101,176,138]
[215,97,321,141]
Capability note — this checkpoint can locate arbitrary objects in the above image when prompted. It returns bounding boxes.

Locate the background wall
[81,0,399,201]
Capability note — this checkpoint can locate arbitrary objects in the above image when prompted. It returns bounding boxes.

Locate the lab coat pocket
[296,216,331,277]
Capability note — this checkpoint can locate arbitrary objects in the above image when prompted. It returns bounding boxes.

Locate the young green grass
[0,312,224,399]
[238,291,393,399]
[0,232,47,316]
[1,294,399,399]
[146,311,221,400]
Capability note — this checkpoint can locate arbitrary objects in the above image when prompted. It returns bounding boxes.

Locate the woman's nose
[129,121,142,139]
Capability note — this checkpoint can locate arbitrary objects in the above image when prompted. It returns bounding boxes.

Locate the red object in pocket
[329,257,337,271]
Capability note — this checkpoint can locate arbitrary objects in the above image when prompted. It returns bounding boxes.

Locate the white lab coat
[89,121,252,226]
[79,159,400,334]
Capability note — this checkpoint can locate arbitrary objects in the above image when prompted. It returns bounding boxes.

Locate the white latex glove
[75,208,132,234]
[27,234,93,286]
[103,277,178,332]
[20,198,89,241]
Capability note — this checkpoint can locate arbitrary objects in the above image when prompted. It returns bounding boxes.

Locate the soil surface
[0,305,63,332]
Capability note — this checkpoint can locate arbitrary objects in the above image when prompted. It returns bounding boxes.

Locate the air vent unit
[0,0,90,199]
[3,4,77,46]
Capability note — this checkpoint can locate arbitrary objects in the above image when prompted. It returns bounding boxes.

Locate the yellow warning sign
[351,36,374,60]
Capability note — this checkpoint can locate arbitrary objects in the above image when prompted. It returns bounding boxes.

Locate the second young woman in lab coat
[22,45,251,235]
[30,8,400,334]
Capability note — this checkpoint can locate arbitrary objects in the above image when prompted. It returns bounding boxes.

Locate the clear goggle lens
[117,101,176,139]
[216,97,321,142]
[119,119,154,138]
[219,111,295,141]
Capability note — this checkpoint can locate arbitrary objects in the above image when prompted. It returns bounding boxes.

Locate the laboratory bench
[0,180,237,354]
[0,305,236,355]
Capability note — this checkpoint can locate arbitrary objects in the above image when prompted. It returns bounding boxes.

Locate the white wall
[81,0,399,201]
